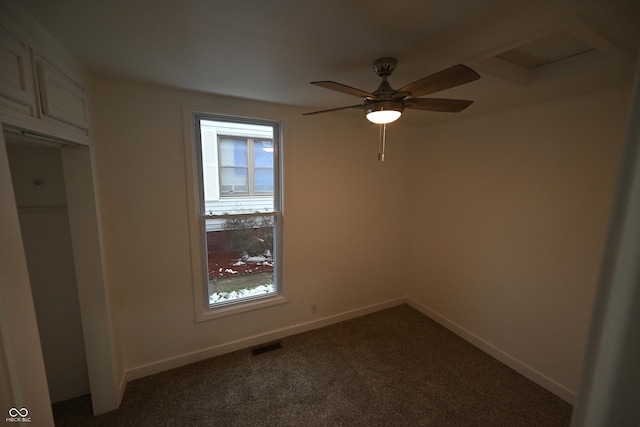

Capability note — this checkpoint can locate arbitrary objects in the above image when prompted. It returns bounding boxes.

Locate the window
[189,114,283,317]
[218,136,274,195]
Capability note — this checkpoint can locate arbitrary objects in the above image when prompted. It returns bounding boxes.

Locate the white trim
[1,119,119,417]
[125,297,406,382]
[116,371,126,407]
[406,297,576,404]
[60,146,123,415]
[570,63,640,427]
[200,293,289,321]
[182,107,205,320]
[1,105,90,145]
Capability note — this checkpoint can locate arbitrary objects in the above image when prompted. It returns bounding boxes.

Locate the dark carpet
[53,304,573,426]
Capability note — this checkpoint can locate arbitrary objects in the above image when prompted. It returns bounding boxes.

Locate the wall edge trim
[406,297,576,404]
[124,297,407,383]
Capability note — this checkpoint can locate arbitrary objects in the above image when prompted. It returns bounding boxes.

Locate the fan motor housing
[364,100,404,115]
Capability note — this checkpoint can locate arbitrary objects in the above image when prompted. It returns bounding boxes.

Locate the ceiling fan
[303,57,481,125]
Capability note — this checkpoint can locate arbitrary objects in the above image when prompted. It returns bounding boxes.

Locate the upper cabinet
[35,57,90,131]
[0,2,91,144]
[0,25,35,116]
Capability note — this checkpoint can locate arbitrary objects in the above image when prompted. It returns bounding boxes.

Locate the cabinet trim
[0,26,34,109]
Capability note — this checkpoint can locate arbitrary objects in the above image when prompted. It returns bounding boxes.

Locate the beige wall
[90,76,630,403]
[407,85,631,402]
[90,78,417,378]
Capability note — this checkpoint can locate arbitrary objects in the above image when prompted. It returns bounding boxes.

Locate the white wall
[90,78,417,378]
[407,85,631,402]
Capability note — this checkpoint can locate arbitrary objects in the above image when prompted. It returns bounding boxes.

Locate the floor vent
[251,341,283,356]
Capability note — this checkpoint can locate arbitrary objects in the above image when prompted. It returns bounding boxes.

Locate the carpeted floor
[53,304,573,426]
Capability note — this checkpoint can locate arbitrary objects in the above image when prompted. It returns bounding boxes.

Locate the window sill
[195,293,288,322]
[220,194,273,198]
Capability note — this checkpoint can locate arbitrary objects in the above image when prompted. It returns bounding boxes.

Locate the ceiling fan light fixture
[367,110,402,124]
[365,100,404,124]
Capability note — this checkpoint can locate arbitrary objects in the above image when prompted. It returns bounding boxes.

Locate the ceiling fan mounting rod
[373,79,396,98]
[372,58,401,99]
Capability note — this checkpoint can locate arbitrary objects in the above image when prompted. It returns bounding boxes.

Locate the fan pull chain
[378,123,386,162]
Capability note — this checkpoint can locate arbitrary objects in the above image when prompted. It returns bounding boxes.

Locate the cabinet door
[0,26,34,112]
[36,59,89,130]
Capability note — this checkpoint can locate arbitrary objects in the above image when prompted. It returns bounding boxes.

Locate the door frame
[0,114,123,419]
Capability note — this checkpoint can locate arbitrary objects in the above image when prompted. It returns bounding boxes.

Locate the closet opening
[4,129,90,404]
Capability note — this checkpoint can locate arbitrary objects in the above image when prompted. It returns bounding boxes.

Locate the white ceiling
[15,0,640,125]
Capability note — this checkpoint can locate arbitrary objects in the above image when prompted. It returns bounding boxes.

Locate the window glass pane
[205,216,275,305]
[254,140,274,168]
[254,168,274,193]
[220,168,248,195]
[220,138,247,167]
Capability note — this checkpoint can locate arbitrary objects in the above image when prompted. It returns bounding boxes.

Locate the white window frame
[184,110,286,321]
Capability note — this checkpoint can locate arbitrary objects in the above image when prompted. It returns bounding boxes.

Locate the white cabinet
[0,20,90,136]
[35,58,90,130]
[0,25,35,116]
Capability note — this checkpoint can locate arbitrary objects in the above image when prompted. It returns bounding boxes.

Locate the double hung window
[190,114,283,317]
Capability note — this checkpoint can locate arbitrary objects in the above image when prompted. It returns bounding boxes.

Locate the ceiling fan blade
[311,81,376,99]
[396,65,480,98]
[303,104,363,116]
[405,98,474,112]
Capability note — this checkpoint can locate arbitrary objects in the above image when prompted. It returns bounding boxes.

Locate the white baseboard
[406,297,576,404]
[124,297,406,383]
[124,296,575,405]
